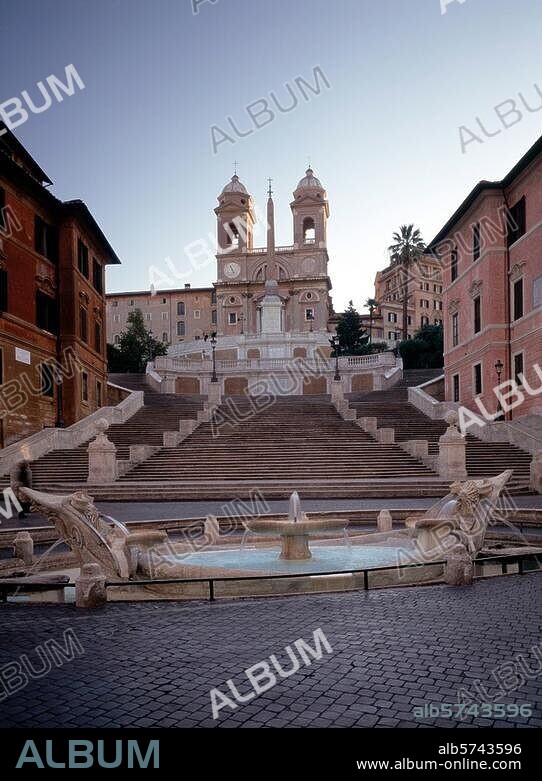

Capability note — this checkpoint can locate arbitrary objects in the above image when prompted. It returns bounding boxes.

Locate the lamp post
[495,359,504,420]
[210,333,218,383]
[330,335,341,381]
[307,311,314,333]
[239,314,246,335]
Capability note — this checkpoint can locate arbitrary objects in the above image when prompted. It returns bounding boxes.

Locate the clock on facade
[224,261,241,279]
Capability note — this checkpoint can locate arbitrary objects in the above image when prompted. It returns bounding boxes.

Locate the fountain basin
[246,518,347,560]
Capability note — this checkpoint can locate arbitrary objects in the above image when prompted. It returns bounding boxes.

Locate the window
[407,315,412,326]
[305,308,314,321]
[420,299,429,308]
[452,313,459,347]
[177,302,185,316]
[507,196,526,246]
[82,372,88,402]
[114,334,120,345]
[77,239,89,277]
[94,321,101,352]
[225,221,240,248]
[513,278,524,321]
[0,269,7,312]
[434,301,443,310]
[229,312,237,325]
[474,363,482,395]
[473,296,481,333]
[80,307,88,342]
[388,312,397,323]
[34,216,58,263]
[434,284,442,293]
[162,332,168,342]
[514,353,524,385]
[92,258,103,293]
[40,364,54,398]
[388,331,397,341]
[96,381,102,407]
[473,223,481,261]
[453,374,460,402]
[36,291,57,333]
[161,298,167,304]
[145,313,151,321]
[194,310,201,319]
[303,217,315,244]
[177,321,185,336]
[113,313,120,323]
[212,309,217,325]
[434,318,443,326]
[161,312,168,320]
[421,316,429,326]
[211,290,217,304]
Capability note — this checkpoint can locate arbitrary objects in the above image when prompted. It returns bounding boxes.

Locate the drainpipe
[502,188,513,421]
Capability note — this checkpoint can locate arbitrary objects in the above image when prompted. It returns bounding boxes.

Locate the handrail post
[209,579,215,602]
[363,570,369,591]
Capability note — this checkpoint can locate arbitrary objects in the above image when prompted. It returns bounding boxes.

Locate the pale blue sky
[1,0,542,310]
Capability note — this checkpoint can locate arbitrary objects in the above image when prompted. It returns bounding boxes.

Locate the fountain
[3,470,537,604]
[245,492,348,560]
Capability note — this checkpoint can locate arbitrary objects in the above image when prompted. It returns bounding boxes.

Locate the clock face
[224,261,241,279]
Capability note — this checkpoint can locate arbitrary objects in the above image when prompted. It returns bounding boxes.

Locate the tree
[388,225,426,340]
[107,309,168,373]
[364,297,379,344]
[336,301,369,355]
[398,324,443,369]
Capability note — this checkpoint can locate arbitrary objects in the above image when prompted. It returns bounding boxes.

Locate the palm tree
[365,298,379,344]
[388,225,426,341]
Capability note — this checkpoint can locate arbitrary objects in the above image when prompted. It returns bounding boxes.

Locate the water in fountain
[288,491,302,523]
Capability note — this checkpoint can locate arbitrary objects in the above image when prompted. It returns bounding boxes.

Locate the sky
[1,0,542,311]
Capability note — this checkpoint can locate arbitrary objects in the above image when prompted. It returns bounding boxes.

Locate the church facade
[107,168,335,359]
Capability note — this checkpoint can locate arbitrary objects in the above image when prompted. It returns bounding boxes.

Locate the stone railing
[0,385,144,476]
[408,380,459,420]
[156,352,396,375]
[145,364,163,392]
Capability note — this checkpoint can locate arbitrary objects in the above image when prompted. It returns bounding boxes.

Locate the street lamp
[239,314,246,335]
[495,359,504,420]
[307,311,314,333]
[210,332,218,383]
[329,335,341,381]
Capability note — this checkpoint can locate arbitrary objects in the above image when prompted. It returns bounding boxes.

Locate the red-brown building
[428,135,542,421]
[0,125,120,447]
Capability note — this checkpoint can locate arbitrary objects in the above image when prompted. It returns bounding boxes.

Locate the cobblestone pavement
[0,576,541,728]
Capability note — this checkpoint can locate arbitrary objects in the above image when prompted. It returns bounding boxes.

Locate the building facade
[428,134,542,420]
[107,285,216,347]
[374,254,443,346]
[106,169,335,360]
[0,125,120,447]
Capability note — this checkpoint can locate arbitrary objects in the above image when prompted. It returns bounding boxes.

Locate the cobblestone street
[1,576,540,729]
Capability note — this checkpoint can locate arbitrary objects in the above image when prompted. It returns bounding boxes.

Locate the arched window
[303,217,315,244]
[225,221,240,248]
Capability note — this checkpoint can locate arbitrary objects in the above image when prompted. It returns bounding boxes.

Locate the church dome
[221,174,248,194]
[296,168,323,190]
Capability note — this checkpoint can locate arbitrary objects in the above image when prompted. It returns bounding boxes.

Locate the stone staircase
[347,371,532,492]
[25,374,205,488]
[112,394,447,499]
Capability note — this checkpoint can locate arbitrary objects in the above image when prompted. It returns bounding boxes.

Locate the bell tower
[215,174,255,253]
[291,168,329,248]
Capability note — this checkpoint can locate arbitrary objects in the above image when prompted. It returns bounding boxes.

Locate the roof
[428,133,542,250]
[296,168,323,190]
[0,127,121,265]
[0,122,52,184]
[106,287,215,298]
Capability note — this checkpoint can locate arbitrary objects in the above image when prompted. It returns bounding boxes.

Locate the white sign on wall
[15,348,31,365]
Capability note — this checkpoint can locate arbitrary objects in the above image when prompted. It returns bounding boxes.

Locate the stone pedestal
[445,544,474,586]
[13,531,33,565]
[377,510,392,532]
[438,411,467,480]
[330,380,344,403]
[75,563,107,608]
[357,416,377,434]
[207,383,222,407]
[530,451,542,494]
[280,533,311,560]
[87,420,117,484]
[377,428,395,444]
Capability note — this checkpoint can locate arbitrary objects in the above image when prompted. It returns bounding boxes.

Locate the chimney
[185,283,191,289]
